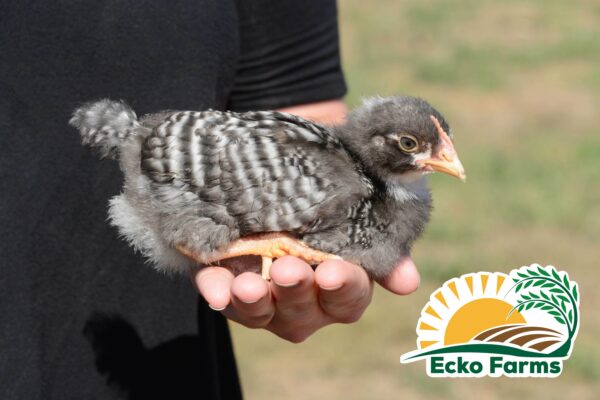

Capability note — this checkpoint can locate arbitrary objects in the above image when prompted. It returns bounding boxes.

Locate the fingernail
[209,304,227,311]
[319,283,343,291]
[240,298,260,304]
[272,279,299,288]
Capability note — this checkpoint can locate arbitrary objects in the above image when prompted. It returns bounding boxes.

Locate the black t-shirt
[0,1,346,399]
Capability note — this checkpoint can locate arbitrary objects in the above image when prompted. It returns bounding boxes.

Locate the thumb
[377,256,420,295]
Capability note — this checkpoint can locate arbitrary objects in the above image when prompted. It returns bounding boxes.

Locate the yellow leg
[261,256,273,280]
[176,232,341,279]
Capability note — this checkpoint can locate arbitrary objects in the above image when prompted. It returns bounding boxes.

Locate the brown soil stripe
[510,333,560,346]
[472,324,522,340]
[487,326,562,343]
[475,325,561,342]
[529,340,562,351]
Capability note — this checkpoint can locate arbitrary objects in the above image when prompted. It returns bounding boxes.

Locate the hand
[193,100,420,342]
[192,256,420,343]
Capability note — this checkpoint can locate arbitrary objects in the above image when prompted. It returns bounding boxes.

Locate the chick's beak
[417,115,467,182]
[419,141,466,181]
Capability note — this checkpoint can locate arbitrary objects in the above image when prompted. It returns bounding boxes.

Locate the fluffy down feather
[71,97,452,279]
[69,99,141,159]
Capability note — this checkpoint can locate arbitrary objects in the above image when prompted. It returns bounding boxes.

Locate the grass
[231,1,600,398]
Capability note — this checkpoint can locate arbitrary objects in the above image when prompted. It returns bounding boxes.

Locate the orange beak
[417,115,466,182]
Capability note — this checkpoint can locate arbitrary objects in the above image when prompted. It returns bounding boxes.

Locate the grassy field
[231,1,600,398]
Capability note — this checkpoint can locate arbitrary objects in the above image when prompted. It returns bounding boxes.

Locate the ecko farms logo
[400,264,580,378]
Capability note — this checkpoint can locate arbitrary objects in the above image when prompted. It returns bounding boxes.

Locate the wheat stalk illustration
[506,265,579,355]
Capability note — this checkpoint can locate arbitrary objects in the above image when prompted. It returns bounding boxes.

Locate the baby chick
[70,96,465,280]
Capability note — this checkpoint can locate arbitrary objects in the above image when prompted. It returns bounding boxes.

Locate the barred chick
[70,96,465,279]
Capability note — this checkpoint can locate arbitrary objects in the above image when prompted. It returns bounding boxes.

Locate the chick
[70,96,465,280]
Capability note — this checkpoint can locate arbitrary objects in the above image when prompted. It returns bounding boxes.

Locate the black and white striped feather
[71,98,434,279]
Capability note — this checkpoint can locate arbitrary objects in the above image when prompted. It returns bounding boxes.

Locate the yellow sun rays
[415,272,521,349]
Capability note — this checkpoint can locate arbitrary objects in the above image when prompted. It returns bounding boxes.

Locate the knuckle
[336,311,364,324]
[279,330,311,343]
[240,316,271,329]
[232,309,273,329]
[278,302,312,320]
[321,295,369,321]
[240,320,265,329]
[270,319,321,343]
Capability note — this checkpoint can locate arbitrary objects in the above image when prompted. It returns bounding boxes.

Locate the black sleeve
[228,0,347,111]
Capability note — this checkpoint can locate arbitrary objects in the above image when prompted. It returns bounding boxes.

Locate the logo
[400,264,580,378]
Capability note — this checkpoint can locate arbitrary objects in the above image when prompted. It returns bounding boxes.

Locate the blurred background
[231,0,600,398]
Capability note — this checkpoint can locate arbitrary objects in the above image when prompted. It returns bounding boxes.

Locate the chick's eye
[398,135,418,153]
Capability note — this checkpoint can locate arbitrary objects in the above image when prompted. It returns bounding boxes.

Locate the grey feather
[71,96,453,279]
[69,99,141,159]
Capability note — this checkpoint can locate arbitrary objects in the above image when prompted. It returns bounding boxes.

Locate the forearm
[277,99,347,125]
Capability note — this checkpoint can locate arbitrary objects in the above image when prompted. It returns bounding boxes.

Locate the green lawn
[232,1,600,398]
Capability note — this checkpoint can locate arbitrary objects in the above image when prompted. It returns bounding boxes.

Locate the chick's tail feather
[69,99,140,159]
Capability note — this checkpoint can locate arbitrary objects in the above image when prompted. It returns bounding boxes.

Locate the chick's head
[339,96,466,185]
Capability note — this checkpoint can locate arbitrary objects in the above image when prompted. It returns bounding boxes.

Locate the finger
[315,259,373,323]
[270,256,320,319]
[269,256,326,342]
[226,272,274,328]
[194,266,234,311]
[377,256,420,295]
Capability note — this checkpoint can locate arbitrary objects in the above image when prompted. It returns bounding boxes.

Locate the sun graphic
[416,272,526,349]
